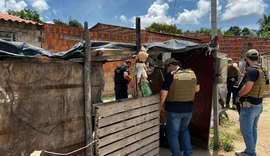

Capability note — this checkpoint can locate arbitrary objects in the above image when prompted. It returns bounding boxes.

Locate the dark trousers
[115,84,128,100]
[226,78,237,106]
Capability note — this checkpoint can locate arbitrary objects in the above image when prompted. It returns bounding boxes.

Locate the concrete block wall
[0,20,42,47]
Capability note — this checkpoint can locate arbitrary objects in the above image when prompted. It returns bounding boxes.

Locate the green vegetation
[209,116,236,152]
[7,8,42,22]
[219,115,236,128]
[209,129,235,152]
[145,22,182,35]
[53,18,83,29]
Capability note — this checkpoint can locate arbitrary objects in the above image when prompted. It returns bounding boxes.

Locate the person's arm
[195,84,200,92]
[237,81,254,97]
[160,90,168,108]
[160,90,168,122]
[123,71,131,81]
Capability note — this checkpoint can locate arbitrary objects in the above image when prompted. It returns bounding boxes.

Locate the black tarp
[0,39,208,60]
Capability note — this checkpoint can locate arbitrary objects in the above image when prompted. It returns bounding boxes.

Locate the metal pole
[84,21,93,156]
[211,0,219,149]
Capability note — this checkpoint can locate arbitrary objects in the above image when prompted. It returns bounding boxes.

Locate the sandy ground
[160,96,270,156]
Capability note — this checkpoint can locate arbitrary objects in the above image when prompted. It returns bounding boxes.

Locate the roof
[0,13,42,25]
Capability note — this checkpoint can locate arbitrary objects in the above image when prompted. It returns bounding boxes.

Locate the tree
[68,19,83,29]
[261,23,270,38]
[257,14,270,34]
[195,28,211,34]
[53,19,67,26]
[53,18,83,29]
[145,23,182,35]
[7,8,42,22]
[241,27,251,37]
[224,26,241,36]
[194,27,223,35]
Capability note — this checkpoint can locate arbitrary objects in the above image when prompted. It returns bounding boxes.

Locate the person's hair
[125,59,131,64]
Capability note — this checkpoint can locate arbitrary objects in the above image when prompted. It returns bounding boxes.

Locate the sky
[0,0,270,32]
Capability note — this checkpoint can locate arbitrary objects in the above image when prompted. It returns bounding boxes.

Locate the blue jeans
[240,104,263,156]
[166,111,192,156]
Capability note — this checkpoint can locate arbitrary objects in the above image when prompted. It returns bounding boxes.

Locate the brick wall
[184,33,270,62]
[0,20,42,47]
[41,23,270,97]
[90,23,202,44]
[42,23,85,52]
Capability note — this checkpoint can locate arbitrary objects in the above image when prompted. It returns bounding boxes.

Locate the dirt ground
[160,96,270,156]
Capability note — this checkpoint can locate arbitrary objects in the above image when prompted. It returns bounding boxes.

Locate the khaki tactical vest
[227,64,238,78]
[246,66,266,98]
[166,69,197,102]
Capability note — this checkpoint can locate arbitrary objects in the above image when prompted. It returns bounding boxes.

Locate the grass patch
[219,115,236,128]
[209,129,235,152]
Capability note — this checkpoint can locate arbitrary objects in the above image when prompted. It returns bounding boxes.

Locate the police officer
[114,59,131,100]
[235,49,269,156]
[160,58,200,156]
[226,58,242,110]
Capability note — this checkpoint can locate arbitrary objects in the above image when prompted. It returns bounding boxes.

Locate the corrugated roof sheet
[0,13,42,25]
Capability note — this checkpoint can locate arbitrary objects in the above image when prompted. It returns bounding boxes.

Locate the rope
[41,140,98,156]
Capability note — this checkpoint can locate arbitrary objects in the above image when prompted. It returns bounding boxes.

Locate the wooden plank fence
[93,95,160,156]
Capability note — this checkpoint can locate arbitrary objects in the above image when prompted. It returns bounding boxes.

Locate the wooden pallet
[93,95,160,156]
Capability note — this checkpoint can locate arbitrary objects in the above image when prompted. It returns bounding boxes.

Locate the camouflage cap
[165,58,179,65]
[245,49,259,61]
[245,49,259,57]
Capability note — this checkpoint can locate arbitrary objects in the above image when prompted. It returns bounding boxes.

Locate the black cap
[125,59,131,64]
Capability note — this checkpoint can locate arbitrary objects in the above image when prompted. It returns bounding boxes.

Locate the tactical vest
[246,66,266,98]
[227,64,238,78]
[166,69,197,102]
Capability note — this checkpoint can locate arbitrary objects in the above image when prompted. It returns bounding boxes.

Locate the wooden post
[84,22,93,156]
[211,0,219,149]
[136,17,141,53]
[135,17,141,97]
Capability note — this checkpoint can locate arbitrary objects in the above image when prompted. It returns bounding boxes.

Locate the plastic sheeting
[0,39,208,60]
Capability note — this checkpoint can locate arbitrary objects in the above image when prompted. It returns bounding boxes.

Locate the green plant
[219,115,236,128]
[209,129,235,152]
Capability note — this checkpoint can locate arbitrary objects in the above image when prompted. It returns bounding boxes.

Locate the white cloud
[221,0,268,21]
[131,1,174,28]
[120,15,127,22]
[176,0,210,24]
[0,0,27,12]
[28,0,49,12]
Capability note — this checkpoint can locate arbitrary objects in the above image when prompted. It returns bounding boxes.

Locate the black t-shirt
[240,67,264,104]
[114,64,129,85]
[162,72,197,113]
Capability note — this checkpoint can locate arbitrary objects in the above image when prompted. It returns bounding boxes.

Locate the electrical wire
[41,140,98,156]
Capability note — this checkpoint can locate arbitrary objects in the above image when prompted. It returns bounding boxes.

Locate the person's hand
[236,96,240,103]
[160,105,166,123]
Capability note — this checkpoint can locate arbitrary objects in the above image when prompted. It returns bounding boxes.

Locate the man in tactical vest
[235,49,269,156]
[160,58,200,156]
[114,59,131,100]
[226,58,242,109]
